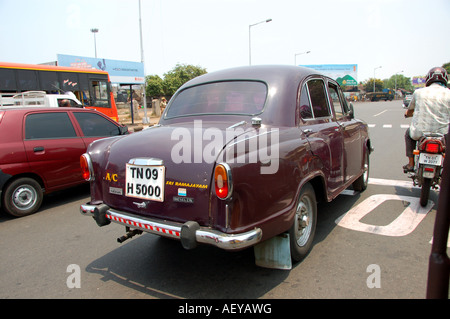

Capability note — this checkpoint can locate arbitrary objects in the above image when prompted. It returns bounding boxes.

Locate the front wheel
[420,178,431,207]
[289,183,317,262]
[2,177,43,217]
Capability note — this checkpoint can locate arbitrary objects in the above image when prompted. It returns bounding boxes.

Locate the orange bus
[0,61,119,122]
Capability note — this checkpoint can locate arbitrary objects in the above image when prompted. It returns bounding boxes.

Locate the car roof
[0,107,96,113]
[170,65,325,127]
[181,65,319,89]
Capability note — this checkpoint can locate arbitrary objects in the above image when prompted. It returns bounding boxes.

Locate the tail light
[214,163,232,200]
[80,154,94,181]
[420,140,443,154]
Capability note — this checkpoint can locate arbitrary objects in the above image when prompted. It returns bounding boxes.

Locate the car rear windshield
[165,81,267,118]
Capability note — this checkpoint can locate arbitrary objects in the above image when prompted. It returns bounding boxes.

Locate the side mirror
[119,125,129,135]
[348,103,355,119]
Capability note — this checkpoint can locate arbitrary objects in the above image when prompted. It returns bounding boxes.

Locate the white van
[0,91,82,108]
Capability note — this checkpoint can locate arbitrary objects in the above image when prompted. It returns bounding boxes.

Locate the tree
[145,74,164,98]
[363,78,384,92]
[383,74,413,91]
[162,63,207,97]
[145,63,207,99]
[442,62,450,74]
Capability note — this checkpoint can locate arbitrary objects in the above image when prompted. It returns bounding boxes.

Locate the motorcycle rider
[403,66,450,172]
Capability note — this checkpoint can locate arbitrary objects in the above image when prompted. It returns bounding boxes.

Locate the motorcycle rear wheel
[420,178,431,207]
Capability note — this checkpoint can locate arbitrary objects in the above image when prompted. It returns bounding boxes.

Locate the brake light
[425,142,440,154]
[80,154,94,181]
[214,164,232,200]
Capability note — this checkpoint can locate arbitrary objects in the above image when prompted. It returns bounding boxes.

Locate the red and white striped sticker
[106,213,180,237]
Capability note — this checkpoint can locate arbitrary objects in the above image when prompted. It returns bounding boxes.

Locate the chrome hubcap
[12,186,37,210]
[295,196,313,247]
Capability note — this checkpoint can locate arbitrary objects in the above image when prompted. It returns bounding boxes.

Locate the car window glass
[74,112,119,137]
[328,83,344,119]
[307,79,330,118]
[25,112,77,139]
[165,81,267,118]
[299,84,313,120]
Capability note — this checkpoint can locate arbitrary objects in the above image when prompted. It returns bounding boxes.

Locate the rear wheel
[420,178,431,207]
[353,150,369,191]
[289,183,317,262]
[2,177,43,217]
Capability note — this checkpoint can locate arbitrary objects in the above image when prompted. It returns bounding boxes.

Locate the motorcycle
[405,131,446,207]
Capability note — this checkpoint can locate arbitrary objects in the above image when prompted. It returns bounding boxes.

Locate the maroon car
[80,65,372,266]
[0,107,128,217]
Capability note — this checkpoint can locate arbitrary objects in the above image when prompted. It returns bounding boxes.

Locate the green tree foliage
[363,78,384,92]
[146,63,207,98]
[442,62,450,74]
[383,74,413,91]
[145,74,164,97]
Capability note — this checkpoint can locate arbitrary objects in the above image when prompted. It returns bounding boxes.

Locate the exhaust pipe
[117,229,143,243]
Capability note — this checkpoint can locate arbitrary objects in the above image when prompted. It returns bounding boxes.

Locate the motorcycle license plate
[418,153,443,166]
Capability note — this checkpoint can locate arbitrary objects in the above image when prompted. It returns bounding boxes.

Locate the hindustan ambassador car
[80,65,372,268]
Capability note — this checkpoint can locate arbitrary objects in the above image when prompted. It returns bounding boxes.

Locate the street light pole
[294,51,311,65]
[90,28,99,58]
[138,0,149,124]
[249,18,272,65]
[373,66,382,92]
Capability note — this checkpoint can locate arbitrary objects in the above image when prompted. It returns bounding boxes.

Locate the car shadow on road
[85,233,290,299]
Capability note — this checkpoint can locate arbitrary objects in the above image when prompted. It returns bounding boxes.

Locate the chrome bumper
[80,203,262,251]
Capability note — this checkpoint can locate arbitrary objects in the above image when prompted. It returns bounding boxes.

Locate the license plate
[125,164,165,202]
[418,153,443,166]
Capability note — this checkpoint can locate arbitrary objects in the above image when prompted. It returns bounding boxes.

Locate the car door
[298,78,344,194]
[326,81,362,184]
[71,111,123,147]
[23,111,86,191]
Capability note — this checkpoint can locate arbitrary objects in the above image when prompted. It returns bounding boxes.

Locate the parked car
[0,107,128,217]
[80,65,372,267]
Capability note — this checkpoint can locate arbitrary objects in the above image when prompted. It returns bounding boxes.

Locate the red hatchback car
[0,107,128,217]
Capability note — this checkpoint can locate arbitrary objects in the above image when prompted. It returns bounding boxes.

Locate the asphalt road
[0,100,447,301]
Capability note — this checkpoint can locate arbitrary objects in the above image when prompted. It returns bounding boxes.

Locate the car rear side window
[306,79,330,118]
[74,112,120,137]
[25,112,77,139]
[165,81,267,118]
[299,84,313,120]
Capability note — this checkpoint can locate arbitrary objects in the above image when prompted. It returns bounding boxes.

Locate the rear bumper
[80,203,262,251]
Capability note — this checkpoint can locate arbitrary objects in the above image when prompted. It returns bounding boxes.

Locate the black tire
[353,150,369,192]
[289,183,317,262]
[420,178,431,207]
[2,177,43,217]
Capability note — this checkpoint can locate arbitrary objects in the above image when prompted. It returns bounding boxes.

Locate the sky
[0,0,449,82]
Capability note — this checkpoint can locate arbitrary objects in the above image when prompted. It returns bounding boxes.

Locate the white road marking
[367,124,410,129]
[335,194,433,237]
[368,177,418,189]
[373,110,388,117]
[339,177,449,246]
